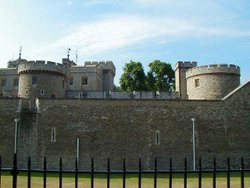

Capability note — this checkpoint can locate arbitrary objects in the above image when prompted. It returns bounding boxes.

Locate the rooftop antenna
[19,46,22,59]
[75,50,78,64]
[67,48,71,59]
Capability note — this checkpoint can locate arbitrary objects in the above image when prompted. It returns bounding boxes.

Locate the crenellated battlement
[175,61,197,70]
[18,60,67,76]
[0,68,18,75]
[84,60,116,76]
[186,64,240,78]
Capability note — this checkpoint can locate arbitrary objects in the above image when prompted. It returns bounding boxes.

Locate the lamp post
[14,118,18,154]
[191,118,196,171]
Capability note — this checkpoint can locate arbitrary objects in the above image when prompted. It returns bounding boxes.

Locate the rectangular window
[195,79,200,88]
[51,127,57,142]
[82,76,88,85]
[1,79,7,87]
[69,77,73,85]
[32,76,38,85]
[155,130,160,145]
[13,78,19,87]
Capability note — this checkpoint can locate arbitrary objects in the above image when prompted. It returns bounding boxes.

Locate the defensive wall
[186,64,240,100]
[0,81,250,170]
[66,90,180,99]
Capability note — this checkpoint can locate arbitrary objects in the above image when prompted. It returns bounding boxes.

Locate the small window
[155,130,160,145]
[81,76,88,85]
[195,79,200,88]
[13,78,19,87]
[62,80,65,88]
[69,77,73,85]
[25,90,29,95]
[51,127,57,142]
[40,90,44,95]
[32,76,38,85]
[1,79,7,87]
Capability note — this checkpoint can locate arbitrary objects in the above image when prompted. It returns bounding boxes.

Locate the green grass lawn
[1,172,250,188]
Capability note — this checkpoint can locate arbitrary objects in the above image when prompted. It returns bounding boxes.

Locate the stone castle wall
[1,93,250,170]
[186,64,240,100]
[18,61,66,99]
[0,68,18,97]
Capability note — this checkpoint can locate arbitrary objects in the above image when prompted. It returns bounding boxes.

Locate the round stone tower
[18,60,67,99]
[186,64,240,100]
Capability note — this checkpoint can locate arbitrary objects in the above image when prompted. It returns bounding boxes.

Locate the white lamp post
[191,118,196,171]
[14,118,18,154]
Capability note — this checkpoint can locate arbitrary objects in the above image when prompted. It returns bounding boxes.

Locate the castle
[0,56,115,99]
[0,57,250,170]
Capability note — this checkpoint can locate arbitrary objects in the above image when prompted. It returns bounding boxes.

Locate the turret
[175,61,197,99]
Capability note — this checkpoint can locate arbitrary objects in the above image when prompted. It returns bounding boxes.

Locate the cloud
[41,14,250,57]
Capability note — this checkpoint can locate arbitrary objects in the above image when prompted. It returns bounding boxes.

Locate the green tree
[120,61,146,91]
[146,60,175,91]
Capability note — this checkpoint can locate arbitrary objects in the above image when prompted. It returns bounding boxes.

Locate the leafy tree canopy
[146,60,175,91]
[120,61,146,91]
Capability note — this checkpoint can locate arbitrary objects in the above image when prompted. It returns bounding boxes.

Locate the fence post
[213,157,216,188]
[12,153,18,188]
[59,158,62,188]
[198,157,202,188]
[91,158,94,188]
[75,158,78,188]
[241,157,244,188]
[107,158,110,188]
[123,158,126,188]
[169,158,172,188]
[138,157,142,188]
[28,157,31,188]
[154,158,157,188]
[227,157,230,188]
[43,157,47,188]
[184,157,187,188]
[0,155,2,187]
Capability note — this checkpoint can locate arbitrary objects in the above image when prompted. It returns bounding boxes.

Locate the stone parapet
[66,91,180,99]
[0,68,18,75]
[18,60,67,76]
[186,64,240,78]
[175,61,197,70]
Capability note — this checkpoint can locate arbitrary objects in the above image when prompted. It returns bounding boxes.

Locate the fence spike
[138,157,142,188]
[169,157,172,188]
[199,157,202,188]
[43,157,47,188]
[213,157,216,188]
[59,157,62,188]
[123,158,126,188]
[184,157,187,188]
[75,158,78,188]
[241,157,244,188]
[28,157,31,188]
[154,158,157,188]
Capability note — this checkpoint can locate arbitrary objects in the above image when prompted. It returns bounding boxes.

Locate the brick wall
[1,95,250,170]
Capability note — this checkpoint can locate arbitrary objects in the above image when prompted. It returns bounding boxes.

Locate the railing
[0,154,249,188]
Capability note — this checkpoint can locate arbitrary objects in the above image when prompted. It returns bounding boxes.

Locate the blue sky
[0,0,250,85]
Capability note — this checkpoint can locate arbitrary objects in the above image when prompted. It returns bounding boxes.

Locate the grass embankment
[1,172,250,188]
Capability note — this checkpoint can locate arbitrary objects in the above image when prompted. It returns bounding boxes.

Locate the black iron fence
[0,154,249,188]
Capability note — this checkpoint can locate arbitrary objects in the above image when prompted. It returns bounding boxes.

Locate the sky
[0,0,250,85]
